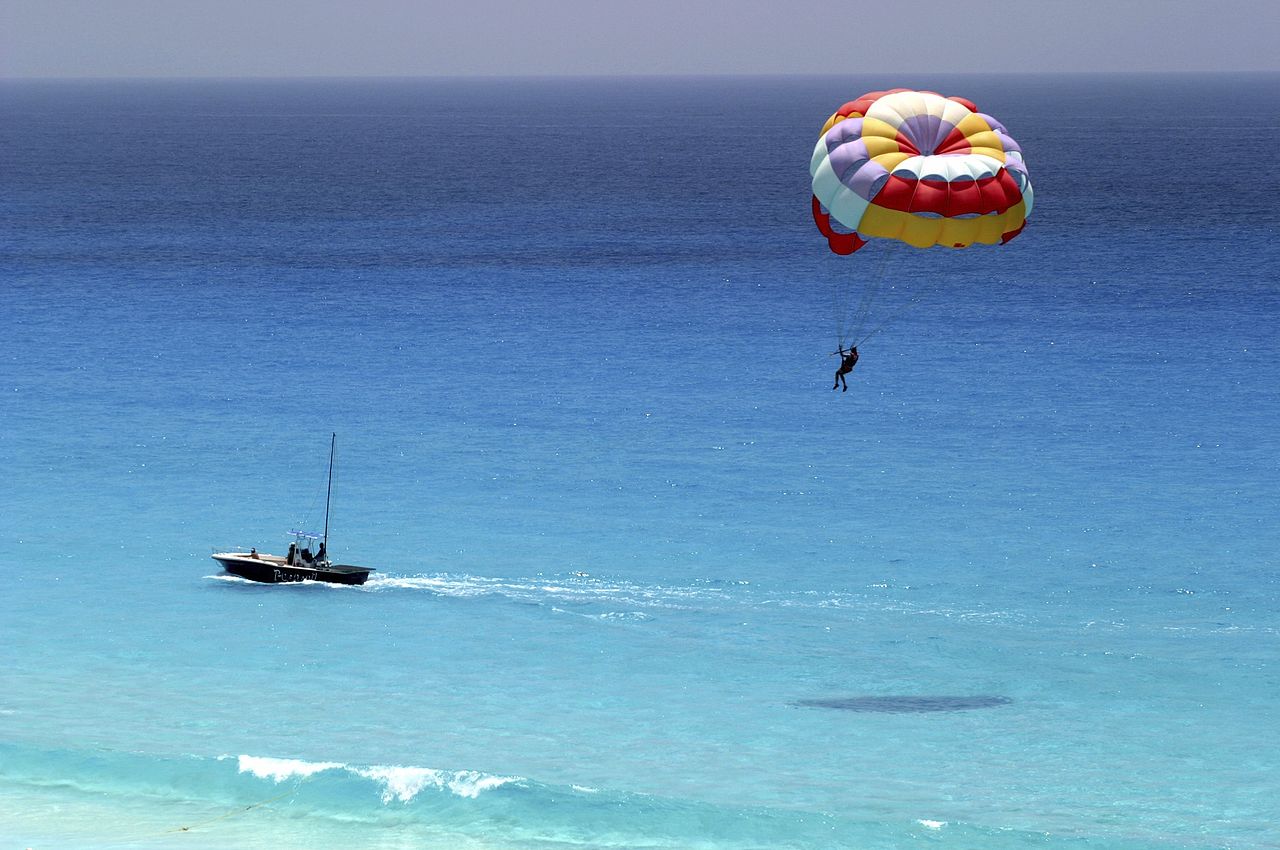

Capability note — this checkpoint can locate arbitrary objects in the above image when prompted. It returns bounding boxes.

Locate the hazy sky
[2,0,1276,78]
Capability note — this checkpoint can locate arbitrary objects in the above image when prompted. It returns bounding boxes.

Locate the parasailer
[833,345,859,392]
[809,88,1032,384]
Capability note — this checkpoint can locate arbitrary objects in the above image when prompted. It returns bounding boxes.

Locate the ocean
[0,73,1277,849]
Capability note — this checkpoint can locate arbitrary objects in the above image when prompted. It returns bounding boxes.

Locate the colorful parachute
[810,89,1032,254]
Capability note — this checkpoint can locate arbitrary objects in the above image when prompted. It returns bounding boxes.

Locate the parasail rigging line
[834,240,895,349]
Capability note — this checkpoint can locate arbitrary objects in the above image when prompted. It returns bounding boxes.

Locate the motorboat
[211,434,375,586]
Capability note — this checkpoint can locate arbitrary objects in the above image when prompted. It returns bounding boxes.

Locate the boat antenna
[323,432,335,554]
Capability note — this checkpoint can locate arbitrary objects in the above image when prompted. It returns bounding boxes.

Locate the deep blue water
[1,74,1278,849]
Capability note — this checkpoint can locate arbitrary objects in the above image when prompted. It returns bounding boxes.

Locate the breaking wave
[0,740,1084,850]
[232,754,523,802]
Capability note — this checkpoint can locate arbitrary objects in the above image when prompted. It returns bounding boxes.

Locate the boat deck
[217,551,287,565]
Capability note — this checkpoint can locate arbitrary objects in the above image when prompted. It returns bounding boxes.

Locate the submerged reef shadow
[794,695,1013,713]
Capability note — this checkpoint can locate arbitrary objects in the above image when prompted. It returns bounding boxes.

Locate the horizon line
[4,69,1278,83]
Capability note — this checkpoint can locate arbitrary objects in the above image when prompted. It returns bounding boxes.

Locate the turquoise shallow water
[1,74,1278,849]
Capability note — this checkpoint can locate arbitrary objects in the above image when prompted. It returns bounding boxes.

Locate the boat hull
[212,554,372,586]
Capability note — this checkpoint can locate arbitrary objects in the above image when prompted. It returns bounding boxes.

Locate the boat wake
[362,571,720,611]
[210,568,1035,631]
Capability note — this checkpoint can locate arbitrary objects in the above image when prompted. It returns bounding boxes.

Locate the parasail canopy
[810,89,1033,255]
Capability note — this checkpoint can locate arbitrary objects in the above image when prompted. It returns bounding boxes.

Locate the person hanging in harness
[833,345,859,392]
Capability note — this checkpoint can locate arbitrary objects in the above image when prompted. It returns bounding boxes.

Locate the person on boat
[287,542,298,566]
[833,345,859,392]
[315,542,326,563]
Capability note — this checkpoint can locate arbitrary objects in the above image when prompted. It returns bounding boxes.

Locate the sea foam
[233,753,520,802]
[354,765,522,802]
[237,754,344,781]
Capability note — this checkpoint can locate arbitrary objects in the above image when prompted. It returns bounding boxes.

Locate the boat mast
[323,433,335,555]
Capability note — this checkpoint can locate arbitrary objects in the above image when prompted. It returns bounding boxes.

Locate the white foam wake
[363,572,709,610]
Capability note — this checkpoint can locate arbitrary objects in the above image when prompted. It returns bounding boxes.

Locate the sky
[1,0,1277,78]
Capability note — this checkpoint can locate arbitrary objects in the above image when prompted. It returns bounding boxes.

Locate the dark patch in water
[794,695,1013,713]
